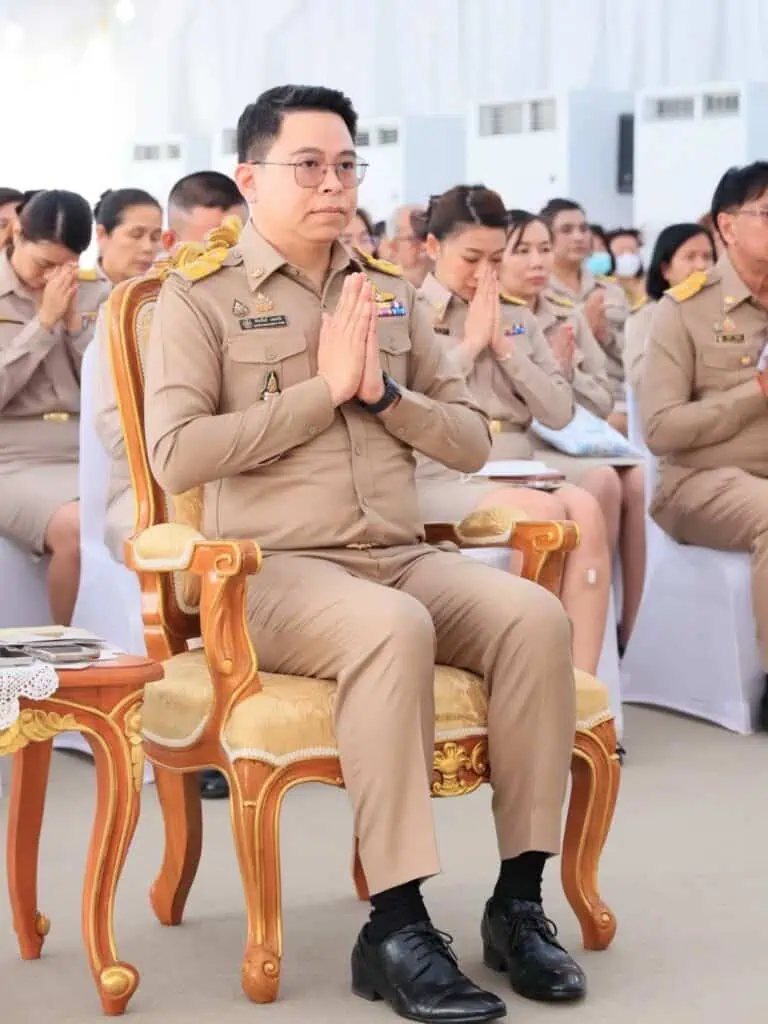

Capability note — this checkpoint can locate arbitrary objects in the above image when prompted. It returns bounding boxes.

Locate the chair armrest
[126,524,264,734]
[425,508,579,595]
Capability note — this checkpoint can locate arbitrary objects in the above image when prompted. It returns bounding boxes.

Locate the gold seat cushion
[141,651,613,766]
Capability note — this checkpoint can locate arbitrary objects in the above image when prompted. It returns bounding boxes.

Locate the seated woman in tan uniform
[624,222,716,391]
[502,210,646,651]
[0,190,110,623]
[416,185,611,675]
[93,188,163,285]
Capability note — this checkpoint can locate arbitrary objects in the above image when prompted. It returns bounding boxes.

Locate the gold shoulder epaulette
[173,214,243,283]
[77,268,99,282]
[666,270,709,303]
[630,295,649,313]
[353,247,403,277]
[545,291,574,309]
[499,292,526,305]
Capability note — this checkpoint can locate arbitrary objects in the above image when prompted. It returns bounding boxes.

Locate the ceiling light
[114,0,136,24]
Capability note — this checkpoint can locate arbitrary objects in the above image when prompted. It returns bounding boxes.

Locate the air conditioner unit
[211,128,238,175]
[127,135,186,203]
[354,116,466,223]
[467,90,634,226]
[634,81,768,246]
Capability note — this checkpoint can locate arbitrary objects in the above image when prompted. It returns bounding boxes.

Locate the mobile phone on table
[0,648,36,667]
[22,643,101,665]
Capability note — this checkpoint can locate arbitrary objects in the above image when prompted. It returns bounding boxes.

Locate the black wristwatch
[357,372,402,414]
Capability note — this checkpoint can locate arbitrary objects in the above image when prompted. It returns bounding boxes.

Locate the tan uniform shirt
[623,298,656,392]
[415,274,572,473]
[534,291,613,420]
[0,251,109,418]
[549,269,628,403]
[641,254,768,489]
[144,222,491,550]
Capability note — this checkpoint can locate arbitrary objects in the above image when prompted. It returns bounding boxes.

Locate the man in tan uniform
[144,85,585,1021]
[641,161,768,731]
[542,198,629,430]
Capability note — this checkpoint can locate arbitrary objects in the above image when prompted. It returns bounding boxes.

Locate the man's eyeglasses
[248,158,368,189]
[738,208,768,222]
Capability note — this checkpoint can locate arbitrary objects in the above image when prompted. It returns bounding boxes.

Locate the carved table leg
[79,702,143,1015]
[7,739,53,959]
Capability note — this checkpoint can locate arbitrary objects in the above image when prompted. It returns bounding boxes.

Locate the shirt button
[308,425,318,436]
[397,428,407,438]
[741,355,752,366]
[251,266,264,279]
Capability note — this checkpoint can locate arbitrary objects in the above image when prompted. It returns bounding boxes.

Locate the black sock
[492,851,547,906]
[366,880,429,944]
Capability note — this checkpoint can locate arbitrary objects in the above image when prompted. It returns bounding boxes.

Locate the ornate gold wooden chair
[106,263,620,1005]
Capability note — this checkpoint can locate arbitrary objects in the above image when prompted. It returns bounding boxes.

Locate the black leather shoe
[351,921,507,1022]
[199,769,229,799]
[481,899,585,1003]
[759,676,768,731]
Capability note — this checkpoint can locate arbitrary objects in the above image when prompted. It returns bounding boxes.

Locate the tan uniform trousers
[246,543,576,896]
[652,467,768,669]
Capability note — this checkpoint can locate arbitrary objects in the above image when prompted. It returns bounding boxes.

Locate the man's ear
[95,224,107,248]
[235,162,258,204]
[161,229,177,252]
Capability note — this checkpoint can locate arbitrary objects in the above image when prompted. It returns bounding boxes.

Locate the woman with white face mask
[608,228,646,309]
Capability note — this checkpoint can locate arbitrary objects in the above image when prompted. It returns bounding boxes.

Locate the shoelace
[404,927,459,975]
[503,908,566,953]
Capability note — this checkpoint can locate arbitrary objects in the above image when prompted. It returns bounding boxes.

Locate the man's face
[718,189,768,268]
[238,109,359,244]
[551,208,591,266]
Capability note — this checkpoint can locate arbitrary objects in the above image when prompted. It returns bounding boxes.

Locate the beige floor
[1,705,766,1024]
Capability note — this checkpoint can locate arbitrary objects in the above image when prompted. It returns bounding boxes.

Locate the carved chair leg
[351,836,370,902]
[561,720,620,951]
[231,761,281,1004]
[149,767,203,926]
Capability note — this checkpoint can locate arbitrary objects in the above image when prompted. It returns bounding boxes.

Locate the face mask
[614,251,643,278]
[585,251,612,276]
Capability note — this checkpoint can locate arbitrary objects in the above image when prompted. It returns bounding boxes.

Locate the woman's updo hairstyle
[17,189,93,255]
[425,185,508,240]
[93,188,161,235]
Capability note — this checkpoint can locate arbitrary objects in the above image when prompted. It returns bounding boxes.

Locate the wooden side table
[0,654,163,1016]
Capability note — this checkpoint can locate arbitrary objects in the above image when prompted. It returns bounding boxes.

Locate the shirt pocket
[378,325,412,387]
[696,343,756,391]
[223,330,311,403]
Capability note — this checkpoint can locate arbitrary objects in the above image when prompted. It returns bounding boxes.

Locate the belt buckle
[490,419,503,434]
[43,412,71,423]
[346,542,377,550]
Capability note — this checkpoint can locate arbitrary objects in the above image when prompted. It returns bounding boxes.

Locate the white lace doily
[0,661,59,731]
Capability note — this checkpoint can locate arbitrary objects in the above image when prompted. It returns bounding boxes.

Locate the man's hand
[463,263,498,357]
[583,289,607,342]
[39,265,78,332]
[357,299,385,404]
[549,322,576,376]
[317,273,370,406]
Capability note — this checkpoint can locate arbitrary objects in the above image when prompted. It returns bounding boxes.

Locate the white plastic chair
[0,539,51,628]
[621,390,763,734]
